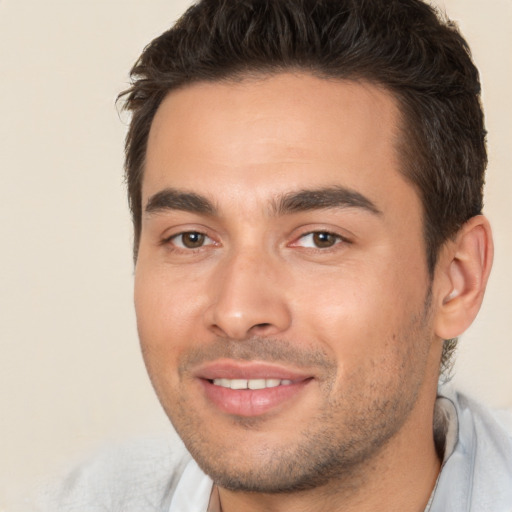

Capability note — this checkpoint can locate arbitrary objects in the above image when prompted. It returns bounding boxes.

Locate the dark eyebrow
[145,188,216,216]
[271,186,382,216]
[144,186,380,218]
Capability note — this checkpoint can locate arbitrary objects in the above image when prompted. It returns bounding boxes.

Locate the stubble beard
[157,295,433,495]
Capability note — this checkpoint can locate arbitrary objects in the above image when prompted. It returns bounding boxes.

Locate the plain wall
[0,0,510,509]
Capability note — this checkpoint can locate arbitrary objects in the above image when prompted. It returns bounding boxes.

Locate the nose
[203,248,292,340]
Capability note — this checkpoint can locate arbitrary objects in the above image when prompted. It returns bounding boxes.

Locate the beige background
[0,0,511,509]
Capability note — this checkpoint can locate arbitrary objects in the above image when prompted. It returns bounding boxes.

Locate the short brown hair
[119,0,487,375]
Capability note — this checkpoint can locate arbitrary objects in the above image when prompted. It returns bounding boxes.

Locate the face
[135,74,440,492]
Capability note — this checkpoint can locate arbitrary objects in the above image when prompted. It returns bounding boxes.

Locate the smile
[201,377,312,417]
[193,360,315,417]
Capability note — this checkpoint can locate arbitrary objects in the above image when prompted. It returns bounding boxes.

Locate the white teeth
[212,378,294,390]
[230,379,247,390]
[265,379,281,388]
[248,379,266,390]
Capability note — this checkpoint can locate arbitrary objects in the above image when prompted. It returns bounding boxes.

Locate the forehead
[144,73,414,213]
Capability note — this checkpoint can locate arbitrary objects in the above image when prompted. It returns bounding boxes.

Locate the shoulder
[432,387,512,511]
[35,436,192,512]
[454,390,512,451]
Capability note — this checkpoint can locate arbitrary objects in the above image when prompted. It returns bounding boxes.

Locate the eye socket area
[162,228,349,252]
[166,231,216,249]
[291,231,347,249]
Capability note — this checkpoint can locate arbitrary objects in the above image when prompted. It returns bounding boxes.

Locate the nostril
[250,323,274,334]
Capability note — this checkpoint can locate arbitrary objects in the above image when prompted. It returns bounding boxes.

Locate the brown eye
[293,231,343,249]
[175,232,207,249]
[311,232,339,248]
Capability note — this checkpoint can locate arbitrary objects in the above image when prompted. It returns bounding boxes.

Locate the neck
[217,386,441,512]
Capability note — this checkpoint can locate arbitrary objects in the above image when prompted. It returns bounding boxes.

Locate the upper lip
[194,359,313,382]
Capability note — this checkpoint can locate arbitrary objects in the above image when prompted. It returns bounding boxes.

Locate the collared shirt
[426,386,512,511]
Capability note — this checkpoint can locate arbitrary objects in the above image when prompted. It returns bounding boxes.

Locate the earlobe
[434,215,494,340]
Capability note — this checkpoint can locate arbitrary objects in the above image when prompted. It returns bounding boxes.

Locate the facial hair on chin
[164,292,433,495]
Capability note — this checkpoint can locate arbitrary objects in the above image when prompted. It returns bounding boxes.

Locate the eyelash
[290,231,350,250]
[162,229,350,252]
[162,231,215,250]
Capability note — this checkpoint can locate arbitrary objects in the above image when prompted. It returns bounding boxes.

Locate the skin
[134,73,490,511]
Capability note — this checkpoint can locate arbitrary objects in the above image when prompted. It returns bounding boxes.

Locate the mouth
[195,360,314,417]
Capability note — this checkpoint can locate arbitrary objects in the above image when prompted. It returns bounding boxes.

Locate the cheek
[133,267,202,409]
[289,262,426,369]
[134,264,205,361]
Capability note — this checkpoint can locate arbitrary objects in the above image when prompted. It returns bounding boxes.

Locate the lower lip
[200,379,312,417]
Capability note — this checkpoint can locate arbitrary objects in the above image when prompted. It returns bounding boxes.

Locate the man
[47,0,512,510]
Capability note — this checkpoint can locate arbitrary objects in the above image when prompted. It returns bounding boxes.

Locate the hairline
[130,69,436,273]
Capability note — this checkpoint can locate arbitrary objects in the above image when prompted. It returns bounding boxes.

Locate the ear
[434,215,494,339]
